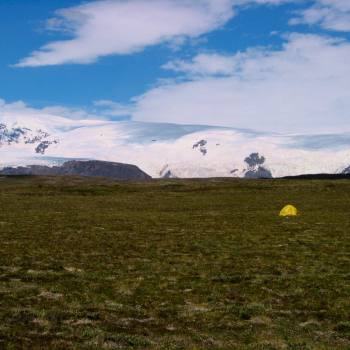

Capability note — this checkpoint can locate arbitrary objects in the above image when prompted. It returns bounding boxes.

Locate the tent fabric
[279,205,298,217]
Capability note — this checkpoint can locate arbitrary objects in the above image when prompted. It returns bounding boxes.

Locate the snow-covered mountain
[2,113,350,178]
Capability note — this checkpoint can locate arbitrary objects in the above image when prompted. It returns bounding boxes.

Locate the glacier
[1,113,350,178]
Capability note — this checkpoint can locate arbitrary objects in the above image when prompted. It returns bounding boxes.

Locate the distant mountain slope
[0,160,151,180]
[282,174,350,180]
[1,114,350,178]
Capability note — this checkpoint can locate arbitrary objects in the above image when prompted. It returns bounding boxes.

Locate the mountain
[0,160,151,180]
[242,153,272,179]
[342,165,350,175]
[282,174,350,180]
[1,114,350,178]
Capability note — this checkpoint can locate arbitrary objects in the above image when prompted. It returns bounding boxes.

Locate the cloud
[0,99,103,121]
[0,98,135,122]
[15,0,235,67]
[163,53,237,76]
[93,100,134,119]
[291,0,350,31]
[131,33,350,133]
[5,32,350,134]
[15,0,291,67]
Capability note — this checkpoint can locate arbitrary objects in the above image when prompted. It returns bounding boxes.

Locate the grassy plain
[0,176,349,349]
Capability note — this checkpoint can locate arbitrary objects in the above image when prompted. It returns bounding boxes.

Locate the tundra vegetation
[0,176,349,349]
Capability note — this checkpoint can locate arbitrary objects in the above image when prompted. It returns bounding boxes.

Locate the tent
[279,205,298,217]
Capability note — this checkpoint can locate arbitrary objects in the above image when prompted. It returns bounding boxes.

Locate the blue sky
[0,0,350,133]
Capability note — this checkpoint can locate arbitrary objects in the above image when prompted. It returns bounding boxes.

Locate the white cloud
[291,0,350,31]
[6,32,350,134]
[0,99,103,122]
[15,0,291,67]
[93,100,134,118]
[163,53,237,76]
[131,34,350,133]
[0,98,133,122]
[15,0,235,67]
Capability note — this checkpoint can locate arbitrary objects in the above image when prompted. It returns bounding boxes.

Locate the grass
[0,175,349,349]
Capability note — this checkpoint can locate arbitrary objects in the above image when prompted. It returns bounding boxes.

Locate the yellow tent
[279,205,298,217]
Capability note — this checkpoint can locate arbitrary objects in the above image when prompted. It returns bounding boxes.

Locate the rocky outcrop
[0,124,26,145]
[342,165,350,174]
[243,153,272,179]
[244,166,273,179]
[193,140,207,156]
[159,164,177,179]
[0,123,57,154]
[35,140,59,154]
[0,160,152,180]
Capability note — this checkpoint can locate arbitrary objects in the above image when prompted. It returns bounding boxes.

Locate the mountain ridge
[0,160,151,180]
[1,114,350,178]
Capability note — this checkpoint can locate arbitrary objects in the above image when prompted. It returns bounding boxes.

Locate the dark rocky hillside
[282,173,350,180]
[0,160,152,180]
